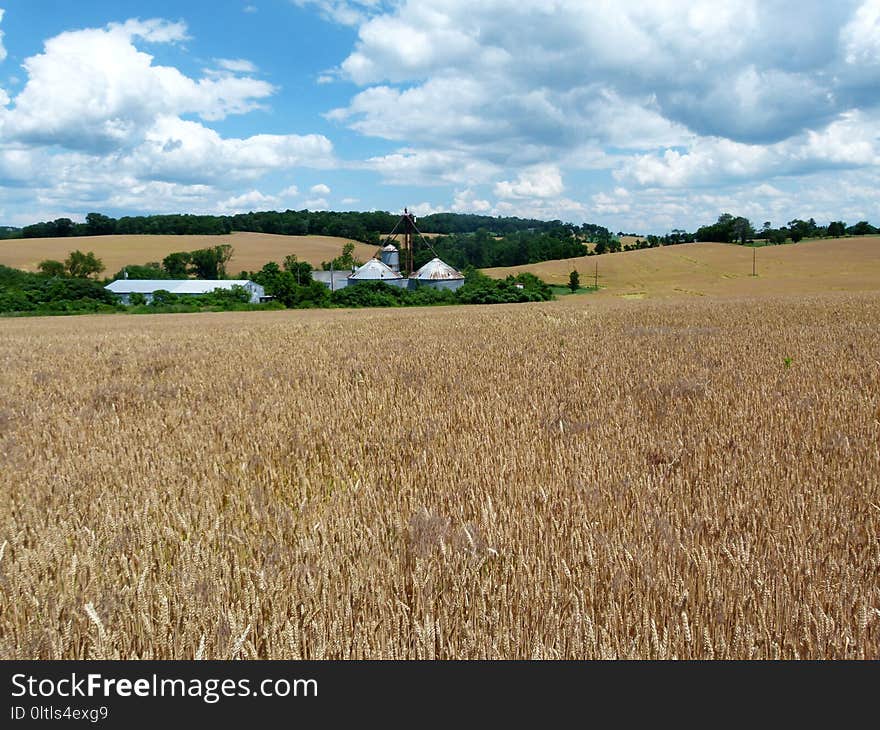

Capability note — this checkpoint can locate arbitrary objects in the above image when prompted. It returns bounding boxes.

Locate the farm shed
[105,279,266,304]
[311,270,353,291]
[408,257,465,291]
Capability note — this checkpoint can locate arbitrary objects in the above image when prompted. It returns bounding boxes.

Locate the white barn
[105,279,266,304]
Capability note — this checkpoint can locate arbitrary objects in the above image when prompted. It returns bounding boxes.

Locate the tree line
[609,215,878,252]
[2,210,582,244]
[4,208,878,250]
[692,214,876,245]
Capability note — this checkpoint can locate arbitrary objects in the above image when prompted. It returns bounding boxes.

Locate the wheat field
[485,237,880,299]
[0,232,378,274]
[1,292,878,659]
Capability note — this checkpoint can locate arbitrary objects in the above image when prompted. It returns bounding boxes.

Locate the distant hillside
[482,237,880,299]
[0,232,379,275]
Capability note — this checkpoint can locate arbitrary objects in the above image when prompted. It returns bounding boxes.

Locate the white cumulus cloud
[495,165,564,200]
[0,17,336,223]
[0,19,275,152]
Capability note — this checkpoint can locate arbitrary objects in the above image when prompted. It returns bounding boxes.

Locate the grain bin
[347,258,408,288]
[408,257,465,291]
[380,244,400,273]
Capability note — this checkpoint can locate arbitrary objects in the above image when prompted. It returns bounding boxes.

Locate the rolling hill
[0,232,380,275]
[483,237,880,299]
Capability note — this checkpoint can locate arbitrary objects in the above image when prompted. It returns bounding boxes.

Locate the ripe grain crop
[484,236,880,299]
[0,292,878,659]
[0,231,377,274]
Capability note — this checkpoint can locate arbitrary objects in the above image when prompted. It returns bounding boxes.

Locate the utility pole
[752,246,756,277]
[594,260,598,290]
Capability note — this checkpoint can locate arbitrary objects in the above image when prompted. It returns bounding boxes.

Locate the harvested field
[484,237,880,299]
[1,291,878,659]
[0,232,378,274]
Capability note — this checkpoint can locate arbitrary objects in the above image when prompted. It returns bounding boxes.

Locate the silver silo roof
[409,257,464,280]
[349,258,404,280]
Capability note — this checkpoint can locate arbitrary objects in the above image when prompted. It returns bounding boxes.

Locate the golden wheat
[0,291,878,659]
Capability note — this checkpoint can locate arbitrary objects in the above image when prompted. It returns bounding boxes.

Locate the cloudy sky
[2,1,880,233]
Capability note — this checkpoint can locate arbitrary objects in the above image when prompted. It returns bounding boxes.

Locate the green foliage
[456,272,552,305]
[331,281,408,308]
[112,264,168,280]
[37,251,105,279]
[157,243,233,279]
[827,221,846,237]
[63,250,105,279]
[322,272,553,309]
[150,290,179,307]
[38,259,67,277]
[321,242,363,271]
[0,263,119,314]
[162,251,192,278]
[568,269,580,292]
[696,213,755,244]
[188,246,223,279]
[85,212,116,236]
[282,253,313,285]
[411,227,588,270]
[158,245,233,279]
[846,220,877,236]
[196,285,251,306]
[128,292,147,306]
[249,260,321,307]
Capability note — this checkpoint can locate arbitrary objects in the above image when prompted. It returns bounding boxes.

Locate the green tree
[85,212,116,236]
[162,251,191,278]
[321,242,362,271]
[150,290,178,306]
[568,269,580,292]
[214,244,233,277]
[827,221,846,237]
[283,253,313,284]
[38,259,67,277]
[112,264,168,280]
[189,248,220,278]
[64,250,104,278]
[731,216,754,244]
[846,220,877,236]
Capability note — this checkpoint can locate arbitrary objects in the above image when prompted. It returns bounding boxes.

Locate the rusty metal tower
[400,207,416,275]
[376,208,438,276]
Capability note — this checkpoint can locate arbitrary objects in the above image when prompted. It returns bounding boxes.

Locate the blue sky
[2,1,880,233]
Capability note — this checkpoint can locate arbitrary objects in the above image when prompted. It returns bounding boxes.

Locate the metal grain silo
[347,258,408,287]
[408,257,465,291]
[380,244,400,272]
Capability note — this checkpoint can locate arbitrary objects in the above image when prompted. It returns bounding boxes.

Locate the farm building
[310,270,353,291]
[105,279,266,304]
[409,257,465,291]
